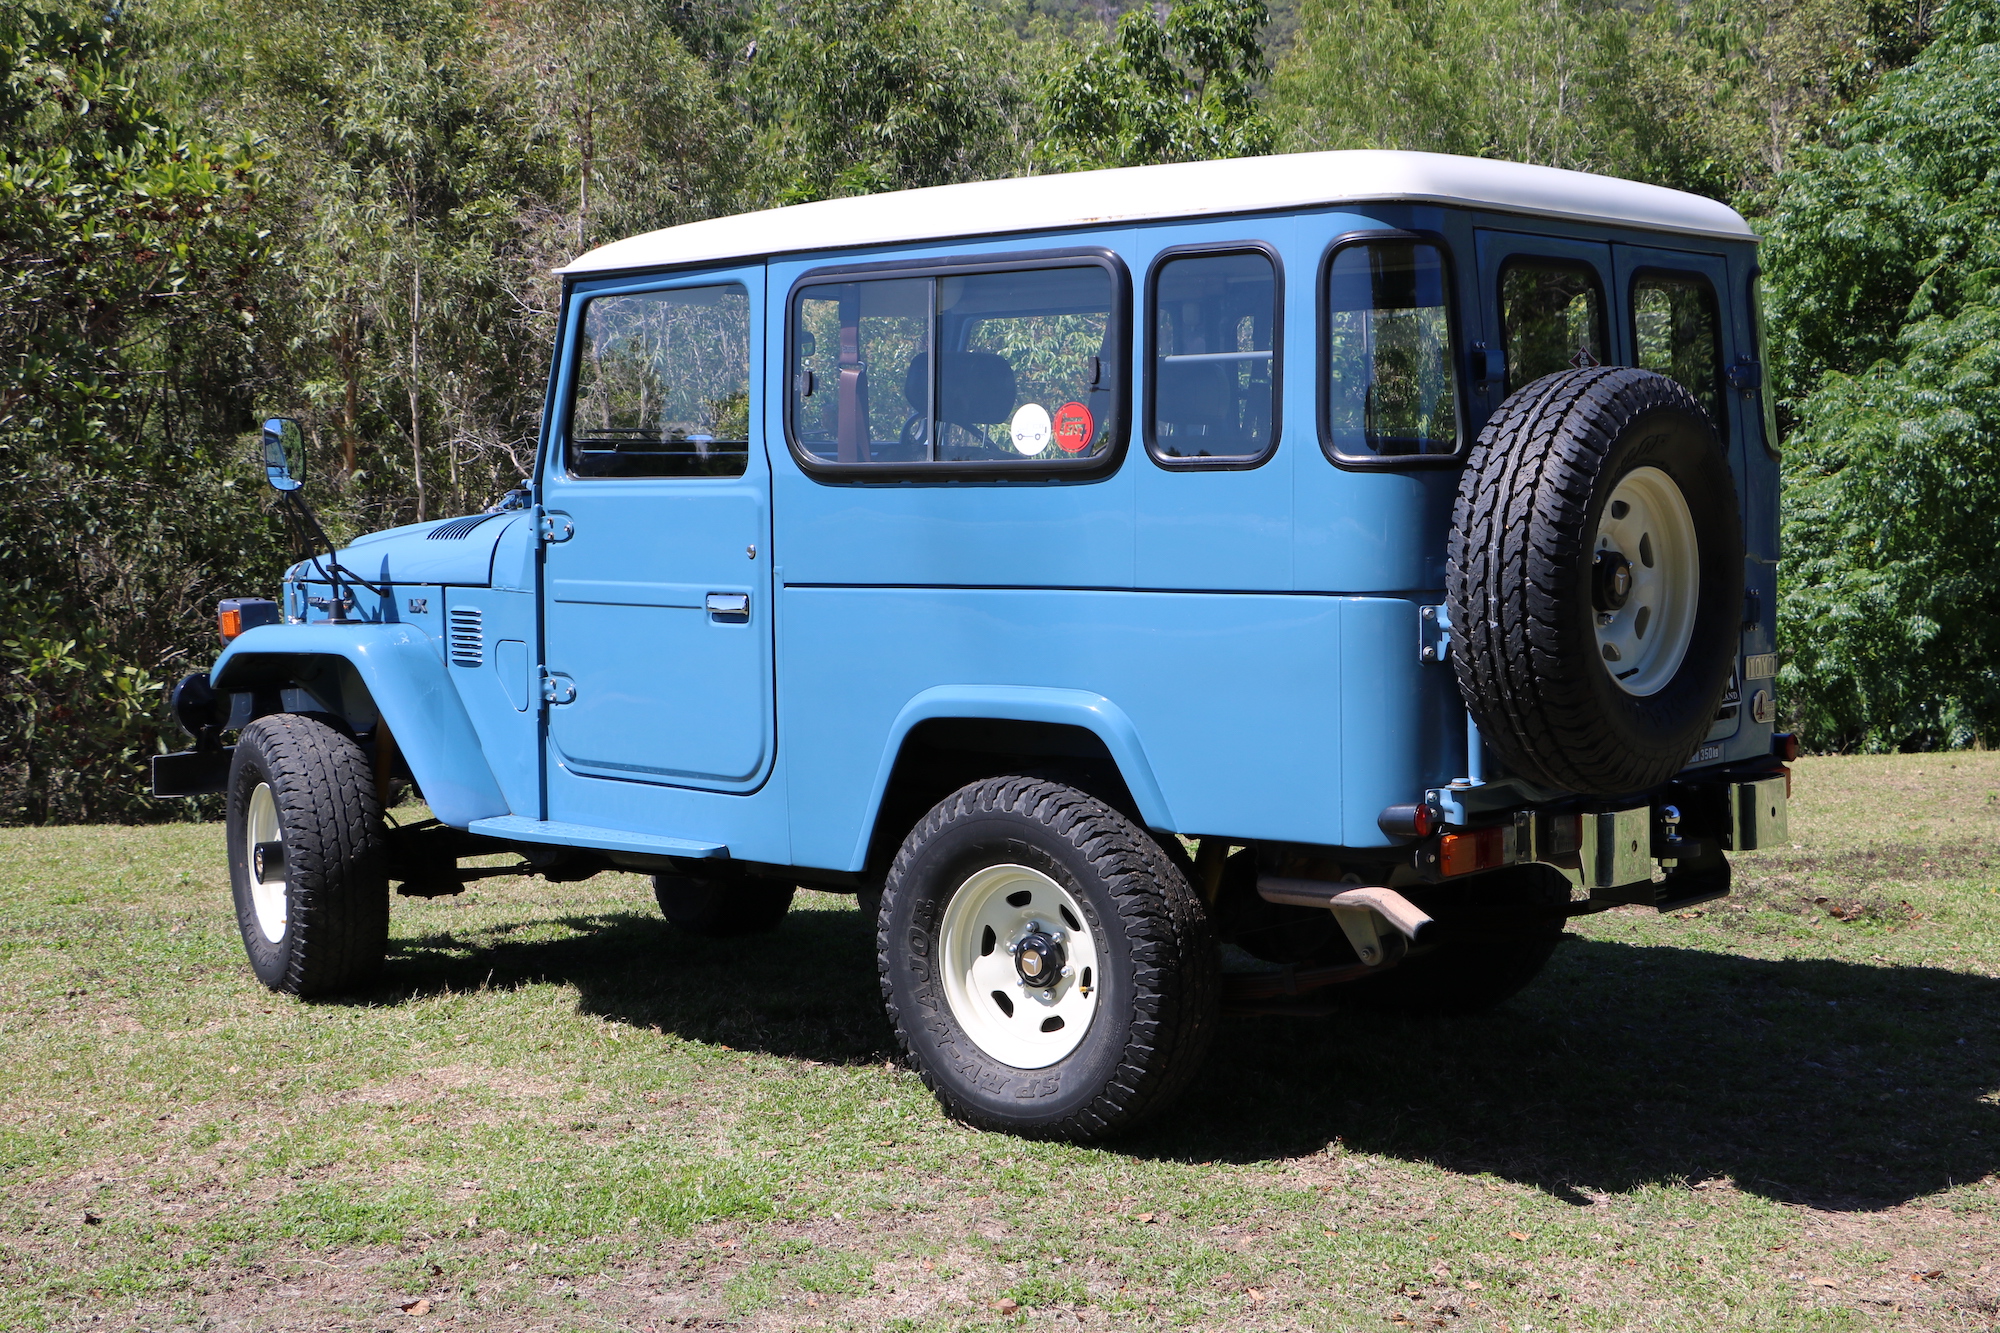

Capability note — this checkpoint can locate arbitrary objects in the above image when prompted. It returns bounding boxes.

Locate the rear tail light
[1772,731,1799,763]
[1439,825,1507,877]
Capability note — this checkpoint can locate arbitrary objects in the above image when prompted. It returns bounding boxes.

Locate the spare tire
[1447,367,1743,795]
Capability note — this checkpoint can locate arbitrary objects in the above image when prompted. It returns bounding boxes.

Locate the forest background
[3,0,1997,822]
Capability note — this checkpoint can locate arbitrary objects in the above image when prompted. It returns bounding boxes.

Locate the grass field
[1,753,1997,1332]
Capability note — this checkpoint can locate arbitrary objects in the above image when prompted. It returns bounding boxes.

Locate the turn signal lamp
[1439,826,1506,877]
[217,597,281,645]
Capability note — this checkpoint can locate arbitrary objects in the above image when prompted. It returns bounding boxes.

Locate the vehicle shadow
[370,902,1999,1210]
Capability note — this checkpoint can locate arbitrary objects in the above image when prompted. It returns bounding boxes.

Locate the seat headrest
[904,352,1017,426]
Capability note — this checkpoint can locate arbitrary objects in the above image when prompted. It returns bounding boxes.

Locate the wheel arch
[852,686,1176,876]
[212,624,511,827]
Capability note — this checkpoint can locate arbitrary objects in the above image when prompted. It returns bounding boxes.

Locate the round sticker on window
[1010,402,1051,456]
[1052,401,1095,453]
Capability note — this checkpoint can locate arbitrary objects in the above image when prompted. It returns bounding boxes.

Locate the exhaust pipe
[1256,877,1435,965]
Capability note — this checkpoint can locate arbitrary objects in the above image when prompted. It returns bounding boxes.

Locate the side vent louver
[448,606,484,668]
[428,514,498,541]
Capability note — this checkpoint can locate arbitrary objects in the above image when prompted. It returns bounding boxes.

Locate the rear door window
[1323,238,1461,459]
[1632,270,1724,433]
[790,258,1122,472]
[1500,260,1606,393]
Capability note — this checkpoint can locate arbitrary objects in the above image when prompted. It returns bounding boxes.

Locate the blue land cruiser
[155,150,1791,1141]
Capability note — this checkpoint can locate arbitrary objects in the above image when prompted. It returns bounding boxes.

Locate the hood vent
[448,606,484,667]
[429,514,499,541]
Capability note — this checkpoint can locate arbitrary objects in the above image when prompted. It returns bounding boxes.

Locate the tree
[1036,0,1274,171]
[1764,0,2000,748]
[0,2,281,820]
[1270,0,1615,173]
[750,0,1025,202]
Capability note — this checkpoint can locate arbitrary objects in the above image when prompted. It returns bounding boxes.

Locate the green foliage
[751,0,1024,201]
[1035,0,1274,170]
[1271,0,1619,171]
[0,1,283,821]
[1765,0,2000,748]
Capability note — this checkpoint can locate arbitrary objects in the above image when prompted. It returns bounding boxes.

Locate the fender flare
[210,623,511,828]
[854,685,1176,868]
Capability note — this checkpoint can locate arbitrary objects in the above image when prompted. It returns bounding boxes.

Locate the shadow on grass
[371,904,1999,1210]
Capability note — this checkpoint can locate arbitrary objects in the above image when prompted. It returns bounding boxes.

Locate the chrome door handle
[705,592,750,622]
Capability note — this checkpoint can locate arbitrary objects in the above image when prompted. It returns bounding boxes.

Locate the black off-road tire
[1334,864,1571,1016]
[879,776,1219,1140]
[1448,367,1744,795]
[652,873,795,937]
[225,712,390,996]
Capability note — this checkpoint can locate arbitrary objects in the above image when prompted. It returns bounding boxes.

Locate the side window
[790,262,1119,468]
[1633,270,1724,433]
[567,283,750,479]
[1324,239,1460,458]
[1500,260,1606,393]
[1149,250,1278,464]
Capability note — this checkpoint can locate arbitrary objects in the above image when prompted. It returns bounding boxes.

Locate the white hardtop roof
[562,149,1754,277]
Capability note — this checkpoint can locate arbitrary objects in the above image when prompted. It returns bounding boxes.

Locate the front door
[539,266,774,797]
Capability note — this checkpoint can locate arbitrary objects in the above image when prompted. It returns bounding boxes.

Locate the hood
[334,512,529,586]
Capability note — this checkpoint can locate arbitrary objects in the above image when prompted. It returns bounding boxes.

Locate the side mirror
[261,417,305,492]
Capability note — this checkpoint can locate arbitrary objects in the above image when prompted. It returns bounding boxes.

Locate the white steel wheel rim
[938,864,1101,1069]
[245,781,288,944]
[1593,466,1700,697]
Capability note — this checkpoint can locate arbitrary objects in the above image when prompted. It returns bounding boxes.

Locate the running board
[466,816,727,860]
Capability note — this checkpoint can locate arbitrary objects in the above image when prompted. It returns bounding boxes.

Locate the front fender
[854,685,1176,868]
[211,623,511,827]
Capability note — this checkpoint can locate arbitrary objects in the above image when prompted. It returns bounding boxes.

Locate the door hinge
[540,670,576,705]
[539,510,574,544]
[1419,604,1452,662]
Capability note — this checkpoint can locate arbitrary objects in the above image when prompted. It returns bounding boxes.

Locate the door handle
[705,592,750,622]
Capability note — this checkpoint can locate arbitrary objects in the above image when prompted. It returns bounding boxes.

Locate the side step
[466,815,727,861]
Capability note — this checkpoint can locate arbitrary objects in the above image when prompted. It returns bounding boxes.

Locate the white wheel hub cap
[938,864,1101,1069]
[1593,466,1699,697]
[245,781,288,944]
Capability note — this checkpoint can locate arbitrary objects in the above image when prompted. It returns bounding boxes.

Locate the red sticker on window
[1052,401,1094,453]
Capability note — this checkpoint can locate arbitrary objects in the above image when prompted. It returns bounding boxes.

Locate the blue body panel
[247,199,1776,878]
[212,622,510,827]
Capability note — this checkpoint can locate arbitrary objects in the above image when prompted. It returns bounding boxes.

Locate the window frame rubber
[1316,227,1469,471]
[1142,240,1286,472]
[783,246,1133,482]
[558,276,756,482]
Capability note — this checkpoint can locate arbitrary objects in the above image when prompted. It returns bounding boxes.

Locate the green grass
[1,753,1996,1330]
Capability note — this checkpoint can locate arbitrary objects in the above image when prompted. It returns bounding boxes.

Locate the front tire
[879,776,1218,1140]
[225,713,390,996]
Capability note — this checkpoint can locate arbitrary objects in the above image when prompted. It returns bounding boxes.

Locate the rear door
[539,266,774,797]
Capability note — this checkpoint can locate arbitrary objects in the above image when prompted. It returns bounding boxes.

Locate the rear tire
[652,872,794,937]
[225,713,390,996]
[879,776,1218,1141]
[1334,865,1570,1016]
